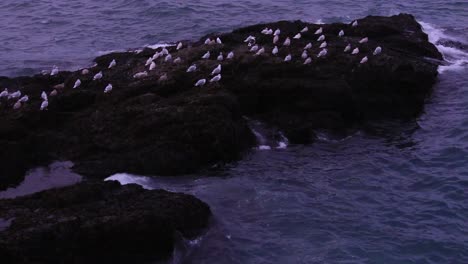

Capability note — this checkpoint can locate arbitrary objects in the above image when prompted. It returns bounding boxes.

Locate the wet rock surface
[0,14,441,188]
[0,181,211,263]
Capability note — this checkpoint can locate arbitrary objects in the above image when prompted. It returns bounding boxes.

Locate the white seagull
[272,46,278,55]
[304,57,312,65]
[164,54,172,62]
[250,45,259,52]
[273,35,279,44]
[301,26,309,33]
[82,69,89,75]
[283,37,291,46]
[338,30,344,37]
[217,52,224,61]
[317,49,327,58]
[177,42,183,50]
[293,33,301,39]
[359,37,368,44]
[227,51,234,59]
[41,91,48,101]
[0,89,8,98]
[149,61,156,71]
[195,79,206,87]
[8,91,21,100]
[152,52,161,60]
[255,47,265,56]
[173,57,181,64]
[319,41,327,48]
[317,35,325,42]
[108,59,116,69]
[40,100,48,111]
[261,28,269,34]
[93,71,103,80]
[73,79,81,89]
[314,27,323,35]
[373,46,382,55]
[202,51,210,59]
[274,29,281,36]
[216,37,222,44]
[360,56,368,64]
[19,95,29,102]
[133,71,148,79]
[204,38,212,45]
[161,48,169,55]
[50,66,59,76]
[284,54,292,62]
[159,74,168,82]
[211,64,221,76]
[187,64,197,72]
[352,20,358,27]
[352,47,360,55]
[13,101,21,110]
[104,84,113,93]
[304,43,312,50]
[301,50,308,59]
[266,29,273,35]
[145,57,153,66]
[344,44,351,52]
[209,74,221,83]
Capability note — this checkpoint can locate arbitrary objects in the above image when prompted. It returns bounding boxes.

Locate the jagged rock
[0,14,441,188]
[0,181,211,263]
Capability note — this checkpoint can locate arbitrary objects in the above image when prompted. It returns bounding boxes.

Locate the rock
[0,181,211,263]
[0,14,441,188]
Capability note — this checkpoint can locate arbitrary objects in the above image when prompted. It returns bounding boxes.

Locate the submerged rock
[0,14,441,187]
[0,181,211,263]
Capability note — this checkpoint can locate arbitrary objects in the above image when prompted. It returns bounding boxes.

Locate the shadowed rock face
[0,181,211,263]
[0,14,441,188]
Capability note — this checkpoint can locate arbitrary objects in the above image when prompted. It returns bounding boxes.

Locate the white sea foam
[420,21,468,74]
[105,173,152,189]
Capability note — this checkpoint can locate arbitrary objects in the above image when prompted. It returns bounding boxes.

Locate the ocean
[1,0,468,263]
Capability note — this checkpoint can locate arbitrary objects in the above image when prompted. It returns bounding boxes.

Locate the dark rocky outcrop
[0,14,442,188]
[0,181,211,263]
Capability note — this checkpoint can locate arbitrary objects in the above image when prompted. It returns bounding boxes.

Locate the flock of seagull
[0,19,383,112]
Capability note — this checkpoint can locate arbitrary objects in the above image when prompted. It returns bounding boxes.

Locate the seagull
[204,38,211,45]
[216,37,222,44]
[261,28,269,34]
[8,91,21,100]
[54,83,65,89]
[50,66,59,76]
[352,20,358,27]
[159,74,168,82]
[360,56,368,64]
[202,51,210,59]
[255,47,265,56]
[359,37,368,44]
[152,52,161,60]
[266,29,273,35]
[217,52,224,61]
[0,89,8,98]
[50,90,57,96]
[373,46,382,55]
[19,95,29,102]
[319,41,327,48]
[104,83,113,93]
[250,45,259,52]
[338,30,344,37]
[314,27,323,35]
[301,26,309,33]
[304,57,312,65]
[273,35,279,44]
[284,54,291,62]
[186,64,197,72]
[195,79,206,87]
[40,100,48,111]
[133,71,148,79]
[149,61,156,71]
[244,35,256,43]
[209,74,221,83]
[173,57,182,64]
[161,48,169,55]
[81,69,89,75]
[352,47,360,55]
[73,79,81,89]
[13,101,21,110]
[164,54,172,62]
[272,46,278,55]
[41,91,48,101]
[177,42,183,50]
[304,43,312,50]
[283,37,291,46]
[227,51,234,59]
[145,57,153,66]
[211,64,221,75]
[344,44,351,52]
[108,59,116,69]
[301,50,308,59]
[293,33,301,39]
[93,71,103,80]
[274,29,280,36]
[317,49,327,58]
[317,35,325,42]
